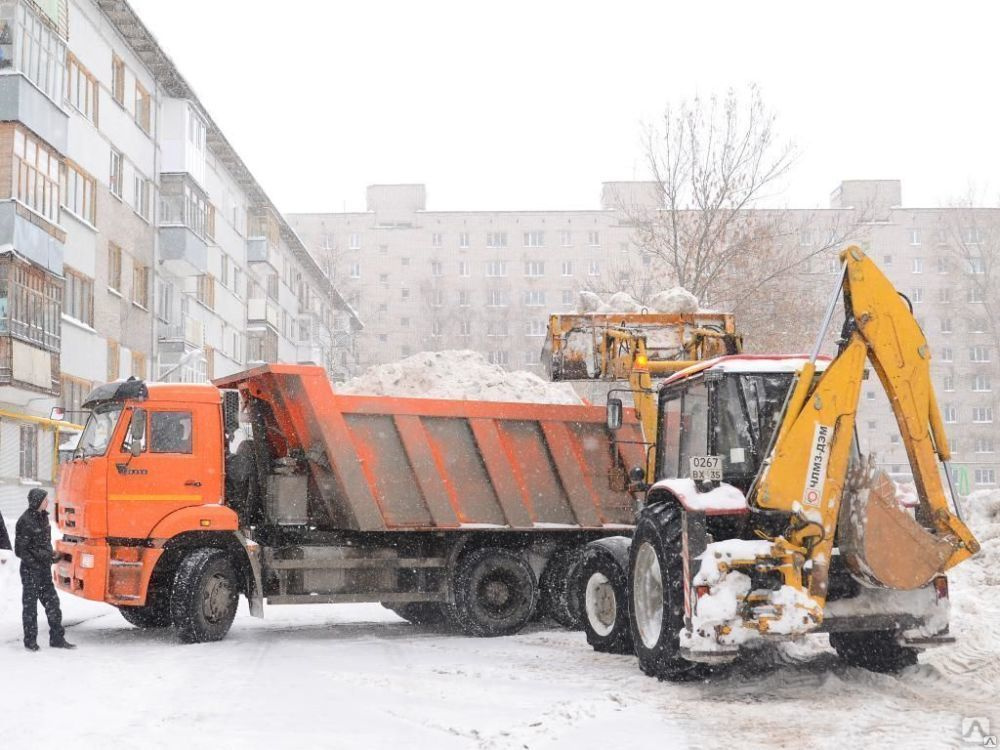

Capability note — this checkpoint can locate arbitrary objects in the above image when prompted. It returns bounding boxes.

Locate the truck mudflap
[236,531,265,618]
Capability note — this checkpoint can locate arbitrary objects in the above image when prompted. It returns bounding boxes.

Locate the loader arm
[750,246,979,629]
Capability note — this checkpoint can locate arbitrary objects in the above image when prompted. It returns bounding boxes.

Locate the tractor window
[149,412,193,454]
[678,380,709,473]
[657,395,682,478]
[715,373,795,480]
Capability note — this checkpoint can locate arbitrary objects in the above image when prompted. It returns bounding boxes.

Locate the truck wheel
[578,544,633,654]
[628,503,701,681]
[539,547,584,629]
[830,631,919,673]
[119,594,171,629]
[451,547,538,637]
[383,602,448,626]
[169,549,239,643]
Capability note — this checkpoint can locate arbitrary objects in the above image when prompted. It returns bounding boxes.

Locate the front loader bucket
[838,470,955,590]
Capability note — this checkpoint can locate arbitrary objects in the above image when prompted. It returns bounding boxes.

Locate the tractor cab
[653,355,830,494]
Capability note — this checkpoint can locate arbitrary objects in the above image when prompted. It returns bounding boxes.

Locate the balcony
[159,226,208,277]
[158,316,205,349]
[0,69,69,154]
[247,237,281,273]
[0,201,63,274]
[0,335,59,396]
[247,298,280,331]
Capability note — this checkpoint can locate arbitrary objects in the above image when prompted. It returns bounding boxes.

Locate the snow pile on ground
[577,287,700,315]
[336,350,582,404]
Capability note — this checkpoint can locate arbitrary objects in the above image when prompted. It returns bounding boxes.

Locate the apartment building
[291,180,1000,493]
[0,0,359,518]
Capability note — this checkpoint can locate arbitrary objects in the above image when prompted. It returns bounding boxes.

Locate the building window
[458,232,469,248]
[975,438,995,454]
[459,321,471,336]
[486,232,507,248]
[61,161,96,225]
[61,375,93,416]
[943,375,954,392]
[799,230,814,247]
[349,262,360,279]
[431,320,443,337]
[107,340,120,381]
[968,287,985,304]
[0,257,61,351]
[134,82,151,132]
[971,318,988,333]
[589,261,600,276]
[19,425,37,480]
[940,318,952,334]
[524,260,544,277]
[562,289,574,305]
[882,255,893,266]
[64,268,94,326]
[431,261,443,277]
[458,261,470,277]
[940,347,953,362]
[942,405,957,423]
[132,263,149,308]
[909,229,921,246]
[4,4,65,103]
[561,261,573,276]
[487,351,510,366]
[66,54,98,125]
[963,227,982,245]
[487,289,508,307]
[401,317,410,328]
[912,257,923,273]
[486,260,508,277]
[459,290,470,307]
[349,233,360,250]
[937,257,950,274]
[867,420,877,430]
[975,469,996,486]
[160,175,212,239]
[431,232,442,247]
[247,329,278,363]
[197,274,215,310]
[973,407,993,423]
[157,279,174,323]
[266,274,279,301]
[13,128,60,222]
[523,290,546,307]
[487,321,509,337]
[432,289,444,307]
[911,288,923,304]
[401,288,410,300]
[525,320,546,337]
[108,243,122,292]
[131,350,146,378]
[523,350,541,365]
[970,346,991,363]
[109,148,124,199]
[401,257,410,266]
[378,273,388,284]
[587,231,600,246]
[112,54,125,105]
[938,287,951,304]
[133,174,151,221]
[968,257,986,274]
[560,231,572,247]
[524,231,544,247]
[865,390,875,401]
[973,374,991,392]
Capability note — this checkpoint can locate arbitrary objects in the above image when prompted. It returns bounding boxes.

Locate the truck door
[106,405,215,540]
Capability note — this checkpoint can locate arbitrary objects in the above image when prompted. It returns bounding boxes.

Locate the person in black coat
[14,488,75,651]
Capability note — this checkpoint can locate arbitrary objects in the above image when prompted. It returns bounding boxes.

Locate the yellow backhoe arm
[750,246,979,627]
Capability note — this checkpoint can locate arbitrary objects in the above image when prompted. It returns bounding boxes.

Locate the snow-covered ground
[1,493,997,749]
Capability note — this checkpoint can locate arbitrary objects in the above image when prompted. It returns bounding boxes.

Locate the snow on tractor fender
[645,478,749,516]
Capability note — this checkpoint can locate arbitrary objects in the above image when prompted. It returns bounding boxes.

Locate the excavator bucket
[838,470,956,590]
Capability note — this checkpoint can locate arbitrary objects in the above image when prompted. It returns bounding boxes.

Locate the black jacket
[0,509,10,551]
[15,508,54,569]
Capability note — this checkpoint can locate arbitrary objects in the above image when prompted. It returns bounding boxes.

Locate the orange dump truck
[54,364,644,642]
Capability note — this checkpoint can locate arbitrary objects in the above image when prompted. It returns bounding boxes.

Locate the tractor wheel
[169,549,239,643]
[450,547,538,637]
[628,502,703,681]
[830,630,919,673]
[578,543,633,654]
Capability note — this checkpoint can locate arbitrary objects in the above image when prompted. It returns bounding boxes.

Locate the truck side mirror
[607,398,623,431]
[130,409,146,457]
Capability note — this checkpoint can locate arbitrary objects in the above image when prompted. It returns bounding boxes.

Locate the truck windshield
[77,404,124,457]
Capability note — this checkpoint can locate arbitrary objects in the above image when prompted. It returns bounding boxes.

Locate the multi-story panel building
[0,0,359,519]
[291,180,999,493]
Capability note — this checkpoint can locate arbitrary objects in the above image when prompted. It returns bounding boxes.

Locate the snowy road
[1,493,997,750]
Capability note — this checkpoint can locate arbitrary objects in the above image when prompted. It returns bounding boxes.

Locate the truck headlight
[80,553,95,569]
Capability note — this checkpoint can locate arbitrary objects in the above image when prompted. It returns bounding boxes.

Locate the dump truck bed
[215,364,644,532]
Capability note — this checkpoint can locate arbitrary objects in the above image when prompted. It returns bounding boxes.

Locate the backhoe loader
[576,246,980,676]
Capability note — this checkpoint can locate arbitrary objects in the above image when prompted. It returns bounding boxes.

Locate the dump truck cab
[55,380,238,607]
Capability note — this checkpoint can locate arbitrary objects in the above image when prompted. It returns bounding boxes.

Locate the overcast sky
[128,0,999,214]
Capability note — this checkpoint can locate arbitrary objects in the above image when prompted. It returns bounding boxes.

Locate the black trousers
[20,565,64,645]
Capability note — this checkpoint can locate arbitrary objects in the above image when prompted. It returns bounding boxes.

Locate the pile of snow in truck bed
[579,287,700,314]
[335,349,582,404]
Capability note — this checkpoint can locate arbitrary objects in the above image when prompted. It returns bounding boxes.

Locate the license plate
[689,455,722,482]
